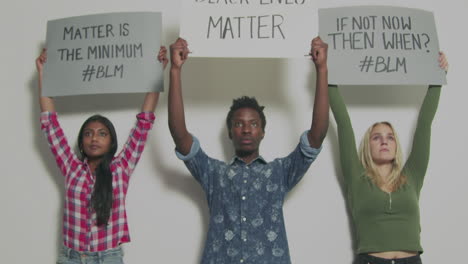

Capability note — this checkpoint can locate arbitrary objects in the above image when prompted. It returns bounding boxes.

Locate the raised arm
[404,52,448,184]
[37,49,79,176]
[307,37,329,148]
[140,46,168,113]
[168,38,193,155]
[329,85,362,180]
[36,48,55,112]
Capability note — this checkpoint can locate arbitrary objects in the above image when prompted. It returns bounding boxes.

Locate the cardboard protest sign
[180,0,317,58]
[43,12,163,97]
[319,6,446,85]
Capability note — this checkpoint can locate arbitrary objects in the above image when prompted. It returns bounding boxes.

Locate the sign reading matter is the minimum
[43,12,163,97]
[319,6,447,85]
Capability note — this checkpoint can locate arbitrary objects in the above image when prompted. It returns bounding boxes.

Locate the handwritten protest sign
[319,6,446,85]
[180,0,317,58]
[43,12,163,97]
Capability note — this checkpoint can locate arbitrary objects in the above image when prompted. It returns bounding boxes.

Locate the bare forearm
[38,73,55,112]
[168,68,192,154]
[141,92,159,112]
[308,69,329,148]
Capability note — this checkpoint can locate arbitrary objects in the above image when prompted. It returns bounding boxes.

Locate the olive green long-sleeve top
[329,85,441,254]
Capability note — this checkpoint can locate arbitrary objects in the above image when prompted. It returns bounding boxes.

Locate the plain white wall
[1,0,466,263]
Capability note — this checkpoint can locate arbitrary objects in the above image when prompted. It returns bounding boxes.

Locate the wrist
[170,65,182,73]
[316,66,328,74]
[171,63,182,71]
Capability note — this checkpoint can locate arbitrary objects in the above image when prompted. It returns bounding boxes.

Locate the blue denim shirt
[176,131,321,264]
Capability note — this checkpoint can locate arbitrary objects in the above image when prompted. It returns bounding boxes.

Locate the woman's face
[81,121,112,160]
[369,123,397,165]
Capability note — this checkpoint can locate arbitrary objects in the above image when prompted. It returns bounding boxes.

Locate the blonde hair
[359,122,406,191]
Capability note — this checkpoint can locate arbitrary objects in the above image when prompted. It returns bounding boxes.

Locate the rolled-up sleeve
[40,111,78,177]
[299,130,322,159]
[175,135,201,161]
[117,111,155,178]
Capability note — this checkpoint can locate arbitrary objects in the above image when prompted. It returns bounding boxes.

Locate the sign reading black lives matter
[319,6,446,85]
[180,0,317,58]
[43,12,163,97]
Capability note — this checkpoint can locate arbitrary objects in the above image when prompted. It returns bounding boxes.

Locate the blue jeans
[57,245,124,264]
[356,254,422,264]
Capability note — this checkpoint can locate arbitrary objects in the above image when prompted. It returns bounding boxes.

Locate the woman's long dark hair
[78,115,118,226]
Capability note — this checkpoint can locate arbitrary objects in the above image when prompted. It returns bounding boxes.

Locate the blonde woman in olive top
[329,52,448,264]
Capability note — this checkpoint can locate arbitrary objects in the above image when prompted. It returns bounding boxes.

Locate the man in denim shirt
[168,37,329,264]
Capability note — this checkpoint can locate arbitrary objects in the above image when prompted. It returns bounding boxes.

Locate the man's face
[229,107,264,158]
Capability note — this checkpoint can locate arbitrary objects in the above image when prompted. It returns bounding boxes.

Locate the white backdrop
[1,0,466,263]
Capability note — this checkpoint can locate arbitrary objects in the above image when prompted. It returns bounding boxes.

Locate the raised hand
[158,46,169,69]
[310,37,328,73]
[170,38,190,70]
[36,48,47,75]
[438,51,448,73]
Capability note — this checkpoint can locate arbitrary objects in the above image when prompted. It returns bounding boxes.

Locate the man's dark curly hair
[226,96,266,132]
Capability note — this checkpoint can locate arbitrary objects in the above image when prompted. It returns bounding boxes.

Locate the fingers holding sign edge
[438,51,448,73]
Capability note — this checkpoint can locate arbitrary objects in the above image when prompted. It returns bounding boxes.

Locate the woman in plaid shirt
[36,47,167,264]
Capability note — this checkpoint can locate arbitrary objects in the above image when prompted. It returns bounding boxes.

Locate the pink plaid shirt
[41,111,155,252]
